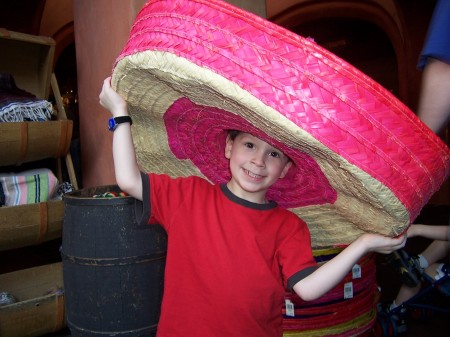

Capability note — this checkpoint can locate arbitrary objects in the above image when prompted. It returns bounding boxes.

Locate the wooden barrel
[61,185,167,336]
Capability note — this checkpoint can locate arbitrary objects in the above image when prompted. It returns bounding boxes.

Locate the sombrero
[111,0,450,247]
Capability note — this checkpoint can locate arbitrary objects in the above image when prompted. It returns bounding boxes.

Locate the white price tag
[285,299,295,317]
[344,282,353,299]
[352,264,361,279]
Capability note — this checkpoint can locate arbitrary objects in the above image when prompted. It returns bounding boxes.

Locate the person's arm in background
[416,0,450,134]
[408,224,449,241]
[417,58,450,134]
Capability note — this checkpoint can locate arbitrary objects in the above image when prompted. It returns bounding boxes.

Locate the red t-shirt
[143,173,317,337]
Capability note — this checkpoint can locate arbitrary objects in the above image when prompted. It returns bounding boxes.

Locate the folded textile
[0,182,4,206]
[0,73,53,122]
[0,168,59,206]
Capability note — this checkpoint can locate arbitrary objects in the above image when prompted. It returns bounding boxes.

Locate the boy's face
[224,132,292,203]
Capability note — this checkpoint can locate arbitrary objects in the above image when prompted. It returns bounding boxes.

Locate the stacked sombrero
[283,248,378,336]
[112,0,450,247]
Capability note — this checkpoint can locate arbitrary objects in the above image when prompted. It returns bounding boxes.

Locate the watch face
[108,118,116,131]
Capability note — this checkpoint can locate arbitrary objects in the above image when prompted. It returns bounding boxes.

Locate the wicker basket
[0,263,65,337]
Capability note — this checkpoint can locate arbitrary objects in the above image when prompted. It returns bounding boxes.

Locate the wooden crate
[0,28,73,166]
[0,28,54,99]
[0,200,64,252]
[0,263,66,337]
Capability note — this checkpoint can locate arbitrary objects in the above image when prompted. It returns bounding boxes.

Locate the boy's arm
[99,77,143,200]
[293,233,406,301]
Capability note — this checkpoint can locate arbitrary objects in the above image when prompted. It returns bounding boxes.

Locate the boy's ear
[225,134,233,159]
[280,161,292,179]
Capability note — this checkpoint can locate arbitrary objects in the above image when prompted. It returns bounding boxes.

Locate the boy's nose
[251,152,265,167]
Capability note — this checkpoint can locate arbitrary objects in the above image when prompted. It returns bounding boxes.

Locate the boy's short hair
[228,130,240,140]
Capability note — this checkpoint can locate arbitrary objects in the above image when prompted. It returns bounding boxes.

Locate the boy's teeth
[247,170,260,178]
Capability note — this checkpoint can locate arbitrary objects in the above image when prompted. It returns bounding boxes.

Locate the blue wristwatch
[108,116,132,131]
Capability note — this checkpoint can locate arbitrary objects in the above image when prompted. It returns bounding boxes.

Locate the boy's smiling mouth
[244,169,263,180]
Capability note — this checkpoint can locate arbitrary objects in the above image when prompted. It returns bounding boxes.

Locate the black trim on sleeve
[135,172,151,226]
[287,265,319,290]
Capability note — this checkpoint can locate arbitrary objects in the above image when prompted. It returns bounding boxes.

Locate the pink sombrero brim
[111,0,450,247]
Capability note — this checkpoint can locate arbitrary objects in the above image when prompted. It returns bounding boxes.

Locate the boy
[100,76,406,337]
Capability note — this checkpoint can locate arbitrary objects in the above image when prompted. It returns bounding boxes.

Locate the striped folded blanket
[0,168,59,206]
[0,73,53,122]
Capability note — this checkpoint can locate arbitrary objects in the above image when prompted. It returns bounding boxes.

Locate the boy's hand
[99,77,128,117]
[358,233,406,254]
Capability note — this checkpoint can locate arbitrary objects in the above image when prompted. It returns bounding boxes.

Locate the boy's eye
[269,151,281,158]
[244,142,254,149]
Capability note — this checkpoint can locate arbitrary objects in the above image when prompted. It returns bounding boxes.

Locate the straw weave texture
[112,0,450,247]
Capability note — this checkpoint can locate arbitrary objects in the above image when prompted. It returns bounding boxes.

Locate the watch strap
[114,116,132,126]
[108,116,132,131]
